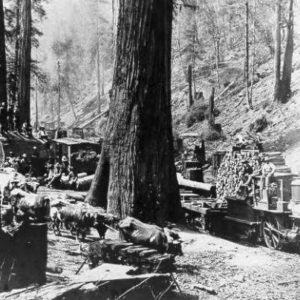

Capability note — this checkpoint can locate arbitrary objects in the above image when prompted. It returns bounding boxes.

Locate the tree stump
[0,223,47,291]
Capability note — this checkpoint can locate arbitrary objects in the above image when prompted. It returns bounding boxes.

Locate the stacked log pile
[216,150,292,201]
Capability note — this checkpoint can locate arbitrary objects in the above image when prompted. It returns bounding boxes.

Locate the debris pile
[1,264,172,300]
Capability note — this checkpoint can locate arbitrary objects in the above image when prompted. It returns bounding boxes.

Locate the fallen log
[76,175,94,191]
[177,173,215,193]
[215,81,236,102]
[193,283,217,295]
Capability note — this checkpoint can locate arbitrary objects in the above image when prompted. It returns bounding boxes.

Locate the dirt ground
[46,223,300,300]
[174,229,300,300]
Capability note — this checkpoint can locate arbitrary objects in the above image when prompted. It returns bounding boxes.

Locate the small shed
[52,138,101,174]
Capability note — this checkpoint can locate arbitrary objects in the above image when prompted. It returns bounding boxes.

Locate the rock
[233,274,245,283]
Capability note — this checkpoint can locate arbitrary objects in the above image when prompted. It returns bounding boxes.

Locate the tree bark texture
[0,0,7,105]
[245,0,252,109]
[86,140,110,208]
[97,47,101,114]
[208,87,215,127]
[188,65,194,107]
[18,0,31,124]
[87,0,182,225]
[273,0,281,102]
[250,0,256,102]
[281,0,294,102]
[12,0,21,105]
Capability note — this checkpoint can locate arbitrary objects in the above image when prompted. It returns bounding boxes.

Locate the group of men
[4,151,32,175]
[42,156,78,189]
[4,150,79,190]
[237,157,276,200]
[0,102,33,136]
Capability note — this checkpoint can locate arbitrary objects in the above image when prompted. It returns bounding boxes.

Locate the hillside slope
[171,46,300,173]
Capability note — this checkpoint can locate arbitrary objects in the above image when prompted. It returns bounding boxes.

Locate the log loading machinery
[180,149,300,250]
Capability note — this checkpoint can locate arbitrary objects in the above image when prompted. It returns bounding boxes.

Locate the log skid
[87,239,176,274]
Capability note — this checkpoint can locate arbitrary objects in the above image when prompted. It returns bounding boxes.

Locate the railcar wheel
[262,216,283,250]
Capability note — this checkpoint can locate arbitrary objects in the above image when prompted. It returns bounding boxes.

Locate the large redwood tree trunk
[86,0,182,225]
[18,0,31,124]
[0,0,7,106]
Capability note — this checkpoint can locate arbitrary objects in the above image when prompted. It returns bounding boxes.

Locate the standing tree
[18,0,32,124]
[244,0,252,109]
[0,0,7,105]
[281,0,294,102]
[250,0,256,102]
[187,65,194,107]
[86,0,182,224]
[208,87,215,128]
[12,0,21,105]
[273,0,281,102]
[273,0,294,103]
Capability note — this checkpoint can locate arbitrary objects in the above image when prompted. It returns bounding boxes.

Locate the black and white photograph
[0,0,300,299]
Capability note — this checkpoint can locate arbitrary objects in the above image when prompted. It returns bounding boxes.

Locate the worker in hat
[47,163,62,188]
[11,158,19,172]
[31,146,40,177]
[40,163,54,186]
[7,151,14,165]
[261,157,276,191]
[9,176,20,191]
[19,153,30,175]
[241,159,253,176]
[13,104,21,132]
[63,165,77,189]
[61,155,69,175]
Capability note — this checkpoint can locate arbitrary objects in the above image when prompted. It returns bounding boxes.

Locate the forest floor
[46,221,300,300]
[174,228,300,300]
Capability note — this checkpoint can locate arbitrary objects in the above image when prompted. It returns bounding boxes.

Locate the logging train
[179,149,300,250]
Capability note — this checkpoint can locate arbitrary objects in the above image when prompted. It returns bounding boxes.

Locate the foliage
[249,115,269,132]
[172,0,277,86]
[4,0,48,96]
[201,122,224,141]
[185,103,208,127]
[185,102,221,128]
[37,0,114,121]
[204,128,224,141]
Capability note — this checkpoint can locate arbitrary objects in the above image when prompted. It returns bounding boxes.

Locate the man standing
[261,157,276,190]
[0,102,6,134]
[13,104,21,132]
